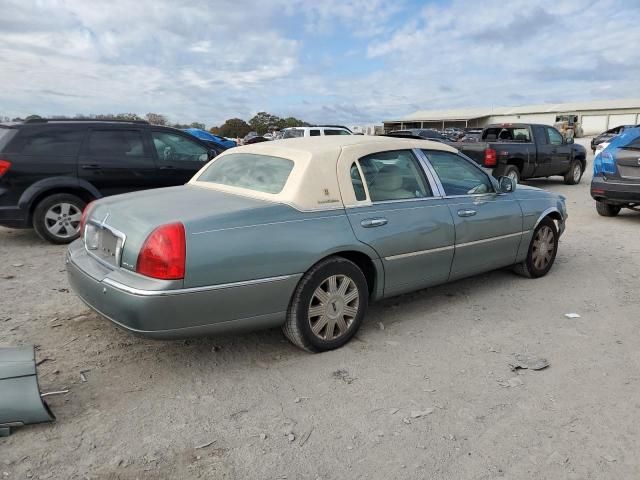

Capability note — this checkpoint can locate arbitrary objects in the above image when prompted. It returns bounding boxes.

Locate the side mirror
[565,137,574,144]
[498,176,516,193]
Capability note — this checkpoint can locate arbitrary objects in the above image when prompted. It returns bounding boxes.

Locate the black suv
[0,119,221,243]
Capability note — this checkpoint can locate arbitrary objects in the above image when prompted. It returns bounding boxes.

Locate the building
[383,99,640,136]
[349,124,385,135]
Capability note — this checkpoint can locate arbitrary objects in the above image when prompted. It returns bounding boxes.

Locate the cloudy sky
[1,0,639,127]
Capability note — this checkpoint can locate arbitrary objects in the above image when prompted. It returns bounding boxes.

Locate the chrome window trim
[102,274,298,297]
[84,216,127,268]
[413,148,445,197]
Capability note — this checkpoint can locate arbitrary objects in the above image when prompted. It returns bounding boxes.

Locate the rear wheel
[33,193,86,244]
[513,217,558,278]
[283,257,368,352]
[564,160,583,185]
[595,200,621,217]
[504,165,520,184]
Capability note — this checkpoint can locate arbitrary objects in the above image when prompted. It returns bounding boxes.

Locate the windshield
[197,153,294,194]
[283,129,304,138]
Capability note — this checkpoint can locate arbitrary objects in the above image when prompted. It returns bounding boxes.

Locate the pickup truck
[455,123,587,184]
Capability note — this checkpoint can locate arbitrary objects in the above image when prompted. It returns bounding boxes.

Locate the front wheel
[564,160,583,185]
[32,193,86,244]
[595,200,621,217]
[283,257,368,352]
[513,217,558,278]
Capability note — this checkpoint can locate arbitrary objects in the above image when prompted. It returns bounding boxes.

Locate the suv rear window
[283,129,304,139]
[13,127,85,155]
[483,127,531,142]
[197,153,294,194]
[0,128,17,151]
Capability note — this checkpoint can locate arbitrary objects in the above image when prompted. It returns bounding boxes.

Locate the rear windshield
[0,128,17,151]
[197,153,294,194]
[283,129,304,138]
[483,127,531,142]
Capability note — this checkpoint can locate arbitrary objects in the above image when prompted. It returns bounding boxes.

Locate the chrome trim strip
[192,214,345,235]
[456,231,529,248]
[385,245,454,261]
[413,148,446,197]
[101,274,298,297]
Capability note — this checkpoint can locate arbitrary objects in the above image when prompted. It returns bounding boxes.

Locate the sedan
[67,136,567,352]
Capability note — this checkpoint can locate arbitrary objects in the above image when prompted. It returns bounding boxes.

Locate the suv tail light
[484,148,497,167]
[136,223,186,280]
[79,201,96,239]
[0,160,11,178]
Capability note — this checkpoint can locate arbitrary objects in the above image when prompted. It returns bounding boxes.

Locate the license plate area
[85,223,125,268]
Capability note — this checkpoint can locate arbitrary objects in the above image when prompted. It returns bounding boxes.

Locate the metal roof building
[384,99,640,135]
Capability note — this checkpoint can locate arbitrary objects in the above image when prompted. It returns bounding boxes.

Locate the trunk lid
[85,185,290,271]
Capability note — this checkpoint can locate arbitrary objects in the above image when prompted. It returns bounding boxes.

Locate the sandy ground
[1,138,639,479]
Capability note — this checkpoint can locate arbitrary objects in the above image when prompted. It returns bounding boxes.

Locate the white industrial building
[384,99,640,136]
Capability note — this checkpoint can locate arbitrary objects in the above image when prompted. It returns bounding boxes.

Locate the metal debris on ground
[564,313,581,319]
[410,409,434,418]
[509,354,550,371]
[40,390,69,398]
[79,369,91,382]
[195,440,216,449]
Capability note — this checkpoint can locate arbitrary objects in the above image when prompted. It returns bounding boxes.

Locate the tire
[504,165,520,184]
[564,160,583,185]
[32,193,86,244]
[595,200,621,217]
[513,217,558,279]
[282,256,369,353]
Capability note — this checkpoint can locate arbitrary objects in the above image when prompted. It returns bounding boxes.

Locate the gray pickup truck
[456,123,587,184]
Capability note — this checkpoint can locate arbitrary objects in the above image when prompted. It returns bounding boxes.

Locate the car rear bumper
[590,176,640,204]
[66,240,300,339]
[0,206,29,228]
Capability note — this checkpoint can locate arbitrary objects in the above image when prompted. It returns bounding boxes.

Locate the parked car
[591,127,640,217]
[590,125,637,153]
[460,128,483,143]
[456,124,587,184]
[387,129,448,142]
[67,136,567,352]
[0,119,219,244]
[183,128,237,150]
[282,126,352,138]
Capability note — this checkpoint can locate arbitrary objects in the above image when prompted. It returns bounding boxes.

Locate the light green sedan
[67,136,567,352]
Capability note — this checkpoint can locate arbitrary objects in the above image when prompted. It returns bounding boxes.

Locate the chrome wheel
[572,163,582,182]
[44,203,82,239]
[506,168,519,184]
[532,225,555,270]
[308,274,359,341]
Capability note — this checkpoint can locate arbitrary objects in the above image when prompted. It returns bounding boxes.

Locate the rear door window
[423,150,494,196]
[357,150,431,202]
[16,127,85,155]
[87,130,145,157]
[310,130,321,136]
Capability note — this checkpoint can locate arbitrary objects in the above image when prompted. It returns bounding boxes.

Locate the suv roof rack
[24,118,150,125]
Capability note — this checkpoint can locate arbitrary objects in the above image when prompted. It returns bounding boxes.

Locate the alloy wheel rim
[508,170,518,183]
[573,164,581,182]
[308,274,359,341]
[44,203,82,238]
[531,225,555,270]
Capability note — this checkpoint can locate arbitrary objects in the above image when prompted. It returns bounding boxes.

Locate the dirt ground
[1,138,639,479]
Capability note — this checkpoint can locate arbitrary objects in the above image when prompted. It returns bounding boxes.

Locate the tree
[145,113,168,126]
[218,118,251,138]
[278,116,309,129]
[189,122,206,130]
[248,112,282,135]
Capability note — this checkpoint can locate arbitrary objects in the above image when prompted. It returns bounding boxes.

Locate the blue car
[591,127,640,216]
[184,128,237,150]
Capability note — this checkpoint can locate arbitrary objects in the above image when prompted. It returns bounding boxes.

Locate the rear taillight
[484,148,497,167]
[136,223,186,280]
[79,201,96,239]
[0,160,11,178]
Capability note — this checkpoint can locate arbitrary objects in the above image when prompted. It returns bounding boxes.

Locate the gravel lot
[1,138,639,479]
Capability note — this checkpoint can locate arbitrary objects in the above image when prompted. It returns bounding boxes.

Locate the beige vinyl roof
[388,98,640,122]
[190,136,455,211]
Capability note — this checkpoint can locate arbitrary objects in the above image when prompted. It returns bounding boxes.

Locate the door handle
[80,164,100,170]
[457,209,477,217]
[361,218,388,228]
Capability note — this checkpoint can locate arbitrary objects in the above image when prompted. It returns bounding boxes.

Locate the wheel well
[542,211,563,231]
[332,251,377,297]
[574,155,586,170]
[28,188,95,223]
[507,158,524,173]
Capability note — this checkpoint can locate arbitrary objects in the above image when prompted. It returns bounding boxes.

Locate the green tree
[218,118,252,138]
[248,112,282,135]
[145,113,168,126]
